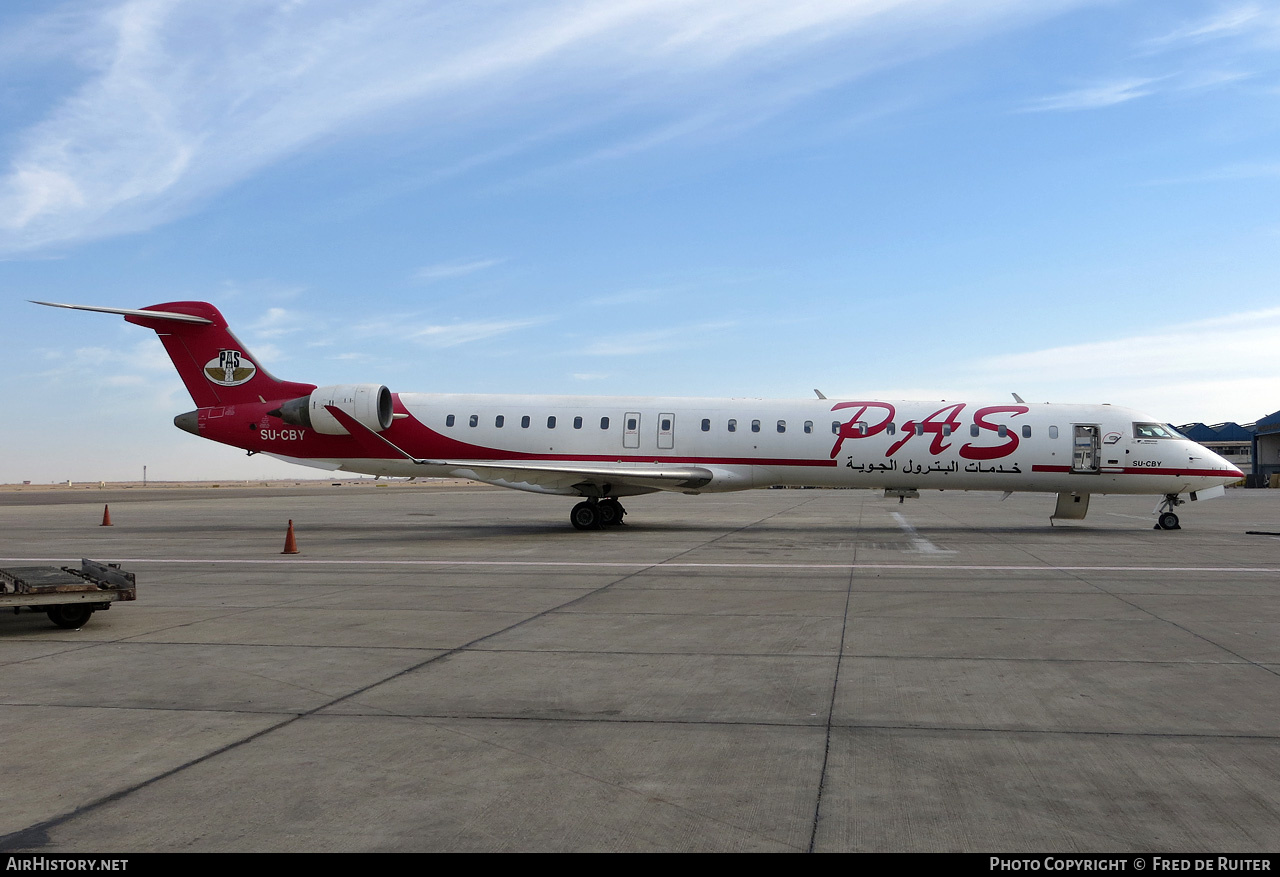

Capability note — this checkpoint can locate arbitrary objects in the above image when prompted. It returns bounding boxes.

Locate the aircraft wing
[321,405,713,494]
[436,461,713,495]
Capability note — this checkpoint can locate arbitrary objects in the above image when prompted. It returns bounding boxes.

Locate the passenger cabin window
[701,418,711,432]
[573,416,583,429]
[521,416,530,428]
[600,417,610,430]
[1022,425,1031,439]
[728,419,737,433]
[495,415,504,428]
[751,420,761,433]
[1134,423,1182,439]
[1049,425,1059,439]
[970,424,980,438]
[997,425,1007,437]
[886,423,895,435]
[856,421,867,436]
[548,416,557,429]
[445,414,455,427]
[777,420,786,433]
[831,421,839,435]
[942,425,952,437]
[469,414,478,427]
[803,421,813,434]
[914,423,924,436]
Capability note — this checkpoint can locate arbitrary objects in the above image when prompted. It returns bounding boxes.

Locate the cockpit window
[1133,423,1183,439]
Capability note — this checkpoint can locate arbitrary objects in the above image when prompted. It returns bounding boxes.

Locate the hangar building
[1180,412,1280,488]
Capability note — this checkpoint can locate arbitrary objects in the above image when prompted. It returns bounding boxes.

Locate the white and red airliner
[38,300,1243,530]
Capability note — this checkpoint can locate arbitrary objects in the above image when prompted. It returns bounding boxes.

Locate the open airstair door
[1072,425,1101,474]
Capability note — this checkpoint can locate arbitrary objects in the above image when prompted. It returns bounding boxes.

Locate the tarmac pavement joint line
[808,498,862,852]
[2,557,1278,573]
[1015,552,1280,683]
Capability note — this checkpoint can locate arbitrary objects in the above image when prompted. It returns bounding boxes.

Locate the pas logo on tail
[204,350,256,386]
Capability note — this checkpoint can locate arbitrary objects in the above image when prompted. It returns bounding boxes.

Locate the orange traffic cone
[281,519,299,555]
[101,504,113,526]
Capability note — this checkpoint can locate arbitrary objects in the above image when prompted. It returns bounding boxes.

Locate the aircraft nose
[1211,450,1244,480]
[1192,443,1244,481]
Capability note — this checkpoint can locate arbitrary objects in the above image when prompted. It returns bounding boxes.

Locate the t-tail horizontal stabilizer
[31,301,214,324]
[32,299,315,409]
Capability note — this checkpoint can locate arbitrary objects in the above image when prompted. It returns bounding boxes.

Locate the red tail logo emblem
[204,349,256,386]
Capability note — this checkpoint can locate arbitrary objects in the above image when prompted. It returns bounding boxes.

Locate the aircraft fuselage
[198,393,1238,498]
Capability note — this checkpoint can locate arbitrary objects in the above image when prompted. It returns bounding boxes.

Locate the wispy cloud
[250,342,287,365]
[964,307,1280,422]
[1143,4,1270,49]
[407,317,550,348]
[1176,69,1254,91]
[28,337,187,409]
[1020,77,1162,112]
[414,258,503,282]
[583,321,736,356]
[821,309,1280,425]
[1144,160,1280,186]
[249,306,307,338]
[584,287,670,307]
[0,0,1097,255]
[1024,3,1280,115]
[217,279,307,302]
[975,307,1280,379]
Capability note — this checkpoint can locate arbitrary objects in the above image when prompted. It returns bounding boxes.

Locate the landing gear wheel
[570,501,601,530]
[599,498,626,526]
[1154,493,1184,530]
[46,604,94,629]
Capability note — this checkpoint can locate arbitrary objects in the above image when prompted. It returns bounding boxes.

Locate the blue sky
[3,0,1279,483]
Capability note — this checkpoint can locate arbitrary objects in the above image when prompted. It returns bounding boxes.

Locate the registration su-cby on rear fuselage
[38,301,1243,530]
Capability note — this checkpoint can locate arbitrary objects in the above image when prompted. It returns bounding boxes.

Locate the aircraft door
[657,413,675,450]
[623,412,641,449]
[1072,425,1100,474]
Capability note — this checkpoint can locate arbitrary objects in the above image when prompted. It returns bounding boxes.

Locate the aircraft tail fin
[33,300,315,408]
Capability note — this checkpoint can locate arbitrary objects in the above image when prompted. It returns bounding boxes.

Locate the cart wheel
[46,604,94,629]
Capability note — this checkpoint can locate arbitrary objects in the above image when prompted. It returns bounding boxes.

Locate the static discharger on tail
[35,301,1244,531]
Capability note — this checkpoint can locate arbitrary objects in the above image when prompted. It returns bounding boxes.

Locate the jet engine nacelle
[278,384,393,435]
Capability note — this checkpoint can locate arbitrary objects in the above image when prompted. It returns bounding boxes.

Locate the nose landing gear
[1154,493,1183,530]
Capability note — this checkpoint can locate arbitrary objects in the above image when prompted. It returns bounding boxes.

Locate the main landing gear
[570,498,627,530]
[1154,493,1183,530]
